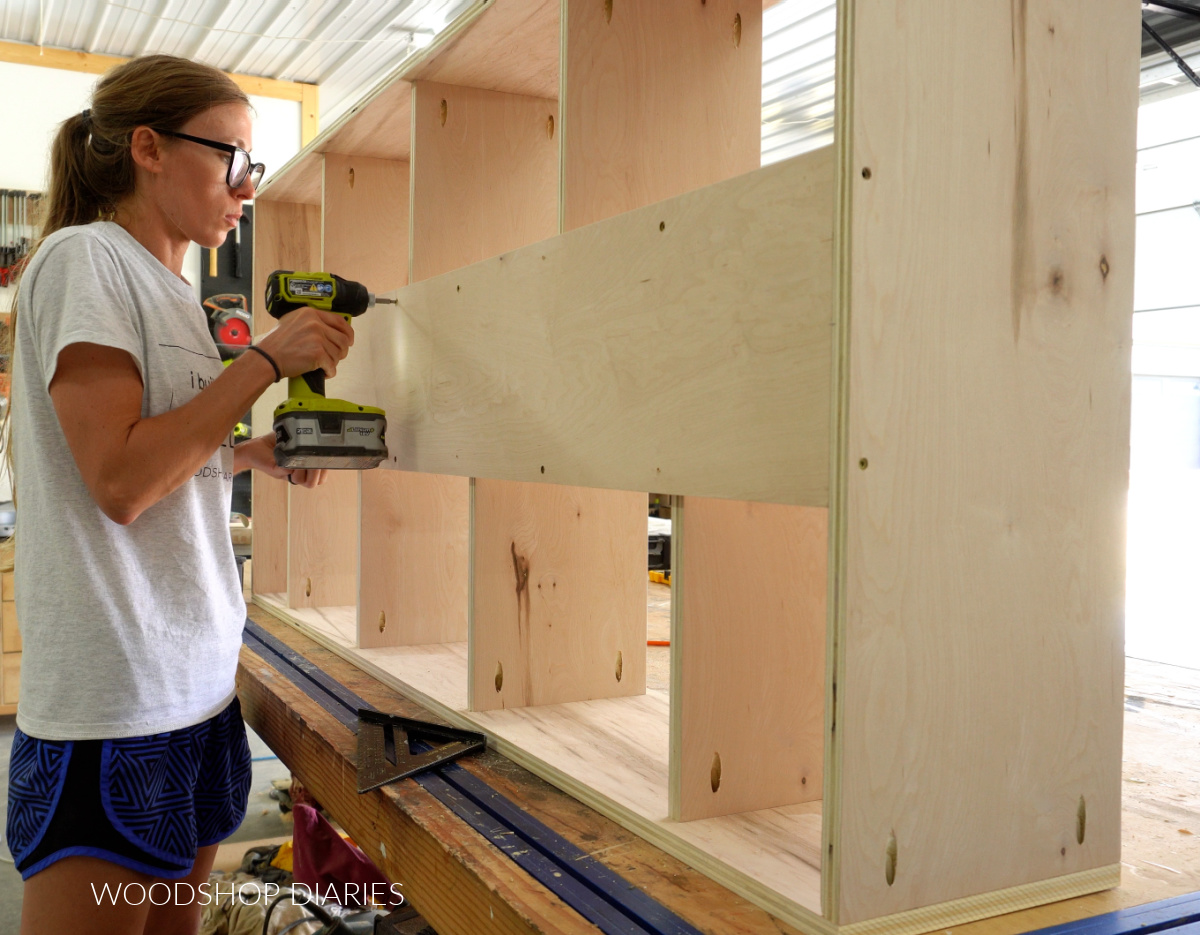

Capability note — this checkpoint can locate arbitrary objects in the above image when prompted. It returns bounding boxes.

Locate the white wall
[0,60,302,308]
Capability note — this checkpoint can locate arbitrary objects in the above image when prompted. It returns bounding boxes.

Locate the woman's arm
[49,307,351,525]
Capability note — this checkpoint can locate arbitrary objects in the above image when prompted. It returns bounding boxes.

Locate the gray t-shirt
[12,221,244,740]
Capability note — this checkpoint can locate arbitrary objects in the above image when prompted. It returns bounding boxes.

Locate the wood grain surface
[409,81,558,283]
[469,480,647,710]
[250,198,322,604]
[672,497,826,821]
[828,0,1139,923]
[369,149,834,504]
[562,0,762,230]
[405,0,559,100]
[241,603,813,935]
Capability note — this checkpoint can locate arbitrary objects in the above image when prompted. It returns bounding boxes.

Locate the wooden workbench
[239,602,1200,935]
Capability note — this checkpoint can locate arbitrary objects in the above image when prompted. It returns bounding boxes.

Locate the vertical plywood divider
[561,0,817,821]
[250,198,321,599]
[319,152,464,648]
[670,498,826,821]
[829,0,1137,923]
[407,77,643,710]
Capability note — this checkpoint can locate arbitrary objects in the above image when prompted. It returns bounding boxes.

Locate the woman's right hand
[255,308,355,378]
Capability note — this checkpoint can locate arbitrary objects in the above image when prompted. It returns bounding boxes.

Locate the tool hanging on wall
[203,293,252,356]
[264,270,396,470]
[0,190,42,288]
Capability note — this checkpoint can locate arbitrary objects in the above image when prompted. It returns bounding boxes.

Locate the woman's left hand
[234,434,328,488]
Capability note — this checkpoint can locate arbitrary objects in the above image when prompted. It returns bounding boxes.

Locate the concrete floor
[0,713,293,933]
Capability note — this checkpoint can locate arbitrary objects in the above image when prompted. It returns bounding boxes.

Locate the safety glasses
[151,128,266,190]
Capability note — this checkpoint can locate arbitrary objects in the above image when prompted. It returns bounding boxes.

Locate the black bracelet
[247,345,281,382]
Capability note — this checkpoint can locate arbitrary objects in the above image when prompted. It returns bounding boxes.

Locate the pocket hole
[1077,795,1086,844]
[732,13,742,46]
[348,167,355,188]
[710,752,721,793]
[546,114,555,139]
[305,578,312,598]
[885,831,898,885]
[495,661,504,693]
[615,650,623,682]
[439,99,448,126]
[604,0,612,23]
[378,611,386,633]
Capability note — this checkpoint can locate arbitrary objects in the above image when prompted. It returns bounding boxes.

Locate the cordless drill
[264,270,396,471]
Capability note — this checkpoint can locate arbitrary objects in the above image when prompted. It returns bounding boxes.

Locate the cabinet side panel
[832,0,1137,922]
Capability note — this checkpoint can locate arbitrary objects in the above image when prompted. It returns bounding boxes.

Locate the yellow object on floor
[649,570,670,585]
[270,839,293,872]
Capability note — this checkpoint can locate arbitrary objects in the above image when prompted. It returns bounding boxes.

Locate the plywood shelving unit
[250,1,1139,932]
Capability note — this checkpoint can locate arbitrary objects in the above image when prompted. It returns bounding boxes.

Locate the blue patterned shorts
[5,696,253,881]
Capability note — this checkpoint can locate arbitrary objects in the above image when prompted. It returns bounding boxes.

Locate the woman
[4,54,353,934]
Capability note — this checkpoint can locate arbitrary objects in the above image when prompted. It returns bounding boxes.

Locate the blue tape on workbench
[1020,891,1200,934]
[242,618,707,935]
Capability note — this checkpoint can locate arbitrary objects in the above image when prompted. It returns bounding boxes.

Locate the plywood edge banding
[837,866,1121,935]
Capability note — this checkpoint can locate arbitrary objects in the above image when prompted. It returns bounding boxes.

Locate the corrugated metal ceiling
[0,0,474,126]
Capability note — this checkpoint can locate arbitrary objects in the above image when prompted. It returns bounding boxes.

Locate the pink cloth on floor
[291,803,403,908]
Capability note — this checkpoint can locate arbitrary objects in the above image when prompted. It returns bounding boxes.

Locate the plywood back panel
[287,472,359,610]
[409,81,558,282]
[373,149,834,506]
[251,474,288,594]
[671,498,826,821]
[321,153,409,412]
[250,199,321,600]
[829,0,1138,923]
[359,471,470,648]
[251,200,322,336]
[470,480,647,710]
[562,0,762,230]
